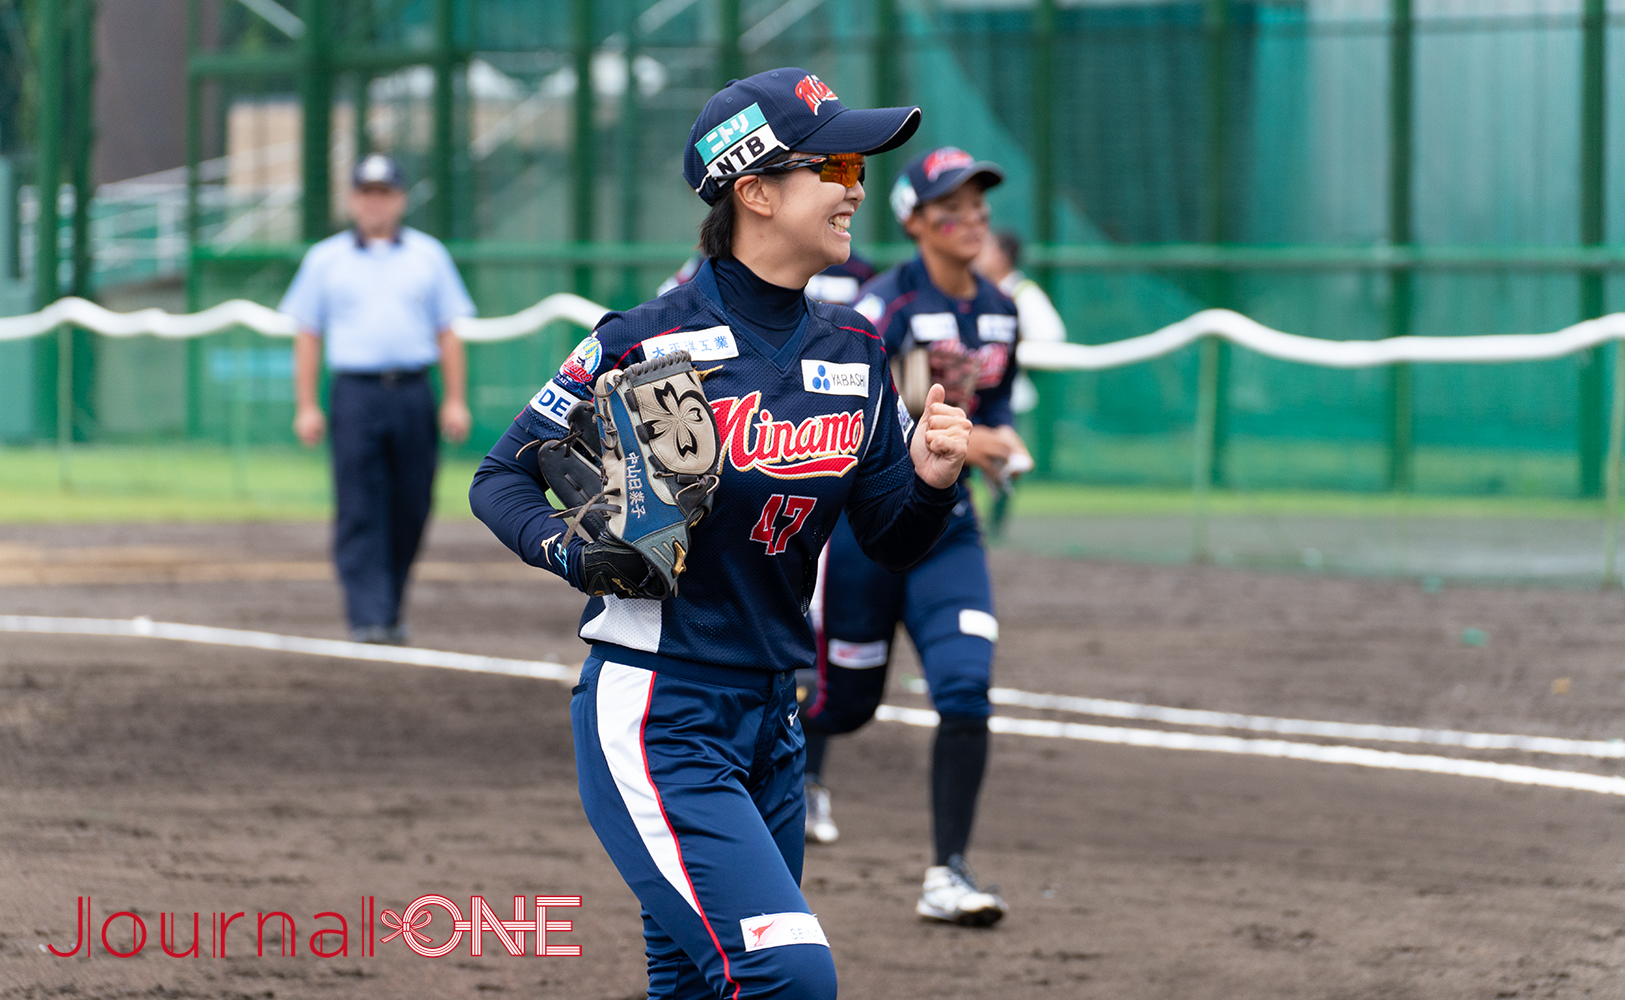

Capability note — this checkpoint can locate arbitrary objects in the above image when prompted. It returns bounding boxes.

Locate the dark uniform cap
[352,153,404,190]
[889,146,1004,224]
[685,68,922,205]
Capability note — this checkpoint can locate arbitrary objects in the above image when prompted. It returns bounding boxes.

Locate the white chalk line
[5,615,1620,797]
[0,615,576,684]
[973,684,1625,760]
[875,705,1625,797]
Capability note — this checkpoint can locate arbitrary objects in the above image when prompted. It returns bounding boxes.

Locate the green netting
[5,1,1624,501]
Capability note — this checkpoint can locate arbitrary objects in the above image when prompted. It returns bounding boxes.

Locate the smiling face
[730,151,866,285]
[905,183,991,267]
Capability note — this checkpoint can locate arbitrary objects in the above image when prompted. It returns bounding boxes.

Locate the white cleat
[804,781,839,845]
[916,856,1007,927]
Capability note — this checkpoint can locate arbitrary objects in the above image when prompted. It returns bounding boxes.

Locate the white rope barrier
[0,296,297,340]
[0,294,611,344]
[1017,308,1625,370]
[6,295,1625,368]
[452,293,609,342]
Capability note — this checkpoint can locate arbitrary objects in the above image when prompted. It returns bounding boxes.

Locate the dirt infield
[3,520,1625,999]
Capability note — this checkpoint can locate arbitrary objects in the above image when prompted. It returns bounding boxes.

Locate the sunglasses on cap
[715,153,866,188]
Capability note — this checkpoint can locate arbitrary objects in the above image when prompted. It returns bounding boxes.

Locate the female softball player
[471,70,968,1000]
[802,147,1029,928]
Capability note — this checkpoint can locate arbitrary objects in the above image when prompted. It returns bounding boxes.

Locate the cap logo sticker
[795,75,837,115]
[697,102,786,179]
[924,147,974,181]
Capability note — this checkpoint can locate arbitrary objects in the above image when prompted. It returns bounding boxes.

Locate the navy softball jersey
[470,258,957,1000]
[470,258,956,674]
[810,256,1020,728]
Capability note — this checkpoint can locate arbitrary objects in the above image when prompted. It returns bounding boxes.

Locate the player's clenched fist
[909,382,973,489]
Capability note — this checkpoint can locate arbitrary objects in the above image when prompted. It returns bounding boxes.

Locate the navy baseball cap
[685,68,922,205]
[889,147,1004,223]
[352,153,404,190]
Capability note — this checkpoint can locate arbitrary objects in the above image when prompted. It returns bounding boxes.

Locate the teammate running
[801,147,1029,927]
[471,70,970,1000]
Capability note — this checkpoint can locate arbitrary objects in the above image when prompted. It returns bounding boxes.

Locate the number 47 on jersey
[751,495,816,556]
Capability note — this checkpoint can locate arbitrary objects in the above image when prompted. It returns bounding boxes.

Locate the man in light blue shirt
[280,153,476,644]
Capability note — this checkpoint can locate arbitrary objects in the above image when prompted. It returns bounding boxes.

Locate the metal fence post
[572,0,595,298]
[618,12,643,309]
[1580,0,1607,497]
[300,0,331,241]
[719,0,742,87]
[1386,0,1414,492]
[1192,335,1221,563]
[1203,0,1231,488]
[231,329,249,498]
[57,323,72,491]
[185,0,204,438]
[1031,0,1058,478]
[34,0,61,312]
[432,0,456,240]
[1603,341,1625,587]
[69,0,95,301]
[869,0,898,246]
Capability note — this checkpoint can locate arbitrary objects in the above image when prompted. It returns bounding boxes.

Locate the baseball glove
[892,343,982,418]
[524,349,723,600]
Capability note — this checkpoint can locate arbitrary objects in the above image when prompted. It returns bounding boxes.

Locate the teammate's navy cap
[889,147,1004,223]
[685,68,921,205]
[352,153,404,190]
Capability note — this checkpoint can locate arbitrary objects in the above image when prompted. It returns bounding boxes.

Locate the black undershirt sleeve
[844,465,959,573]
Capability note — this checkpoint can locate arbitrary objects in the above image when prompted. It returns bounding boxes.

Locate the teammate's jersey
[477,259,952,674]
[854,256,1020,429]
[661,253,877,306]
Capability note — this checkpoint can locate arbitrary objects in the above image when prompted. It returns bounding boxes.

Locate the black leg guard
[803,729,830,783]
[931,714,990,866]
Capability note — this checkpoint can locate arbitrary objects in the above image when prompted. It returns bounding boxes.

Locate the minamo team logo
[795,75,837,115]
[710,392,864,479]
[559,336,602,386]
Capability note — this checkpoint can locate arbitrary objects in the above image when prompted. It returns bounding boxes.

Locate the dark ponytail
[699,196,736,260]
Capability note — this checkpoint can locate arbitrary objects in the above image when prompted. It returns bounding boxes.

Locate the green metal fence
[8,0,1625,503]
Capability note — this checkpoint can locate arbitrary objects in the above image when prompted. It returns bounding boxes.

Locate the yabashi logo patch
[795,75,837,114]
[923,147,974,181]
[801,360,868,396]
[710,392,865,479]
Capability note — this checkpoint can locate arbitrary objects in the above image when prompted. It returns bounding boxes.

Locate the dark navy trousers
[328,371,438,631]
[572,649,837,1000]
[805,509,996,734]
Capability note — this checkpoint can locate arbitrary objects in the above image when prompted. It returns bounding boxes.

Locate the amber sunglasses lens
[818,153,866,187]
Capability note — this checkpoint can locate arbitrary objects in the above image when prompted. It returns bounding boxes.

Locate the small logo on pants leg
[740,912,828,952]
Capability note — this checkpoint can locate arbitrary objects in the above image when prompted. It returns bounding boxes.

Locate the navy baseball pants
[329,371,438,632]
[804,510,996,866]
[805,510,996,733]
[572,649,836,1000]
